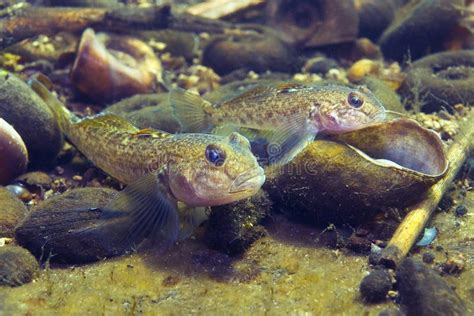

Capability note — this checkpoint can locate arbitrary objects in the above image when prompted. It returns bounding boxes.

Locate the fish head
[315,86,386,133]
[169,132,265,206]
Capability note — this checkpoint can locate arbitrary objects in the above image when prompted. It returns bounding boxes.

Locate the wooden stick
[371,109,474,268]
[0,4,244,50]
[0,5,171,49]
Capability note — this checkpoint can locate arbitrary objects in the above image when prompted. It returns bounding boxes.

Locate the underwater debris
[401,50,474,113]
[70,28,163,103]
[415,227,437,247]
[0,118,28,185]
[0,71,63,166]
[0,246,39,287]
[441,253,466,275]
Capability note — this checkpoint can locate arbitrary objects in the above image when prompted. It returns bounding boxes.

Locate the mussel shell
[265,119,448,224]
[0,118,28,185]
[15,188,132,263]
[265,0,358,48]
[70,28,161,103]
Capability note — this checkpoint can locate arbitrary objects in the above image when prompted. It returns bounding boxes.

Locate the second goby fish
[28,75,265,249]
[170,83,386,163]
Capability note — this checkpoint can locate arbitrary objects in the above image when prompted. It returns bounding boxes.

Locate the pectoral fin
[108,172,179,249]
[262,115,316,165]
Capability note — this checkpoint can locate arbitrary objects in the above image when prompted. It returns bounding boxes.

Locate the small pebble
[454,205,467,217]
[6,184,32,202]
[0,246,39,287]
[360,269,392,303]
[303,56,338,75]
[441,254,466,275]
[439,194,454,210]
[72,175,83,182]
[422,252,435,264]
[54,166,65,175]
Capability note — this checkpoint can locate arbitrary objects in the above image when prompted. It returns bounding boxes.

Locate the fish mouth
[230,166,266,193]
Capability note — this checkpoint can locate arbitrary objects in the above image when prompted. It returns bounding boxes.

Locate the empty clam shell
[71,28,162,103]
[265,119,448,224]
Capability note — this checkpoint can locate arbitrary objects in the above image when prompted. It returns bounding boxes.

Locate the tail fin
[27,73,75,133]
[169,87,213,132]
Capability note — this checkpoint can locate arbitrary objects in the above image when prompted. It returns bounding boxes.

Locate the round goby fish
[28,75,265,249]
[170,83,386,163]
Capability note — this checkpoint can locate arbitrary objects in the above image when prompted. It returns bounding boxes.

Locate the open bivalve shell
[265,118,448,225]
[70,28,162,103]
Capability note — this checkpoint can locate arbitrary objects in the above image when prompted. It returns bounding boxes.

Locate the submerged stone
[379,0,464,61]
[205,190,272,255]
[202,26,300,75]
[0,246,39,287]
[359,268,393,303]
[0,71,63,166]
[396,258,467,316]
[15,188,128,264]
[0,187,29,238]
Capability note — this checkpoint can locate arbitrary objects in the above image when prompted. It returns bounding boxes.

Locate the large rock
[0,246,39,287]
[379,0,463,61]
[0,187,28,238]
[396,258,467,316]
[15,188,134,264]
[202,26,300,75]
[205,190,272,255]
[0,71,63,166]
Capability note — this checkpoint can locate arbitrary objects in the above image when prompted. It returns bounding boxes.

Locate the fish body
[28,75,265,249]
[171,83,386,163]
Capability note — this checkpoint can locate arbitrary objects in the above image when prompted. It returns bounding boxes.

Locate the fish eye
[205,144,226,166]
[348,92,364,108]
